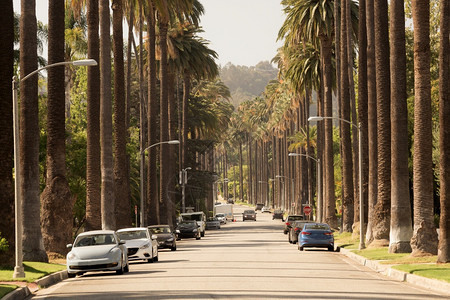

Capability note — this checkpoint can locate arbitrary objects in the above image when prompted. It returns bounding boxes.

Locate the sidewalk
[1,270,67,300]
[339,247,450,297]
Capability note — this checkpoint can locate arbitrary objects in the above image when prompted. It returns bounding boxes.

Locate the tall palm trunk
[365,0,378,244]
[147,5,159,225]
[410,0,438,256]
[340,0,354,232]
[41,0,73,255]
[99,0,115,230]
[248,134,253,205]
[371,0,391,246]
[85,0,101,231]
[0,0,15,266]
[167,68,177,227]
[239,142,244,202]
[389,0,412,253]
[438,0,450,263]
[321,35,337,228]
[20,0,47,262]
[159,19,169,224]
[357,0,369,239]
[113,0,131,229]
[182,71,190,171]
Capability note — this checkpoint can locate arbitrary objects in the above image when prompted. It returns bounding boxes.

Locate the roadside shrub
[0,232,9,253]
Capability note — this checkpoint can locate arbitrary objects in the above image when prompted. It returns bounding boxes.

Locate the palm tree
[388,0,412,253]
[40,0,73,255]
[99,0,115,230]
[438,0,450,263]
[410,0,438,256]
[365,0,378,244]
[112,0,131,228]
[85,0,102,231]
[370,0,391,247]
[20,0,47,262]
[0,0,15,266]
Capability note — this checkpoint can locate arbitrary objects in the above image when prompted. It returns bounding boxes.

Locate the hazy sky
[14,0,286,67]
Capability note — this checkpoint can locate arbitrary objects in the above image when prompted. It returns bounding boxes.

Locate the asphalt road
[31,204,448,299]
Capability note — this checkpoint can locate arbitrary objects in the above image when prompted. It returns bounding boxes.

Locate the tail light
[324,232,333,236]
[301,231,311,235]
[294,227,300,231]
[286,222,290,226]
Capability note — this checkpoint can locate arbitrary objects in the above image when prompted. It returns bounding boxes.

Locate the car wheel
[116,258,125,275]
[288,235,292,244]
[201,231,205,237]
[171,245,177,251]
[68,272,76,278]
[196,235,201,240]
[328,246,334,252]
[124,261,129,273]
[154,254,159,262]
[299,246,304,251]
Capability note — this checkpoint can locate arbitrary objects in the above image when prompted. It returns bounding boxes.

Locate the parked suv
[283,215,304,234]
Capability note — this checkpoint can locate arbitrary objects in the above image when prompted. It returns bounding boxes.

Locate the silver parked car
[66,230,129,277]
[116,227,158,263]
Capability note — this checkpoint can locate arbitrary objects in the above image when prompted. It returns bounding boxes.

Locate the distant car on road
[255,203,264,211]
[288,220,310,244]
[298,223,334,251]
[177,220,201,240]
[206,217,221,230]
[116,227,158,263]
[261,206,271,213]
[242,209,256,221]
[272,210,284,221]
[227,198,235,204]
[148,225,177,251]
[66,230,129,278]
[215,213,227,224]
[283,215,304,234]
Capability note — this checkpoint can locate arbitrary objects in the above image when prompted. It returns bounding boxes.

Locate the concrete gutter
[1,270,68,300]
[339,247,450,296]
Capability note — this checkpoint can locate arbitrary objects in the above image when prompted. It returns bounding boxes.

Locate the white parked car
[261,206,272,213]
[215,213,227,224]
[66,230,129,278]
[116,227,158,263]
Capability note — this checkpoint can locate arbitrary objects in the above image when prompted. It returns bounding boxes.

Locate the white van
[180,212,206,237]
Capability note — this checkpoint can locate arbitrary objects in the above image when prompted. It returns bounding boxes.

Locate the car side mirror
[151,235,157,240]
[66,244,73,249]
[119,241,125,245]
[175,229,180,234]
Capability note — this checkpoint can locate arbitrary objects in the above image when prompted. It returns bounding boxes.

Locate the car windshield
[288,216,304,221]
[305,224,330,231]
[117,230,147,240]
[149,227,171,234]
[244,210,255,214]
[181,214,203,221]
[74,234,116,247]
[216,214,225,217]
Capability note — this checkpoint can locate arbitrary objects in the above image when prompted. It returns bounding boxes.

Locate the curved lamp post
[288,153,321,221]
[308,116,364,250]
[139,139,179,226]
[12,59,98,278]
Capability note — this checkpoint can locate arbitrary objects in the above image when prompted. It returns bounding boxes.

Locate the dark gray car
[148,225,177,251]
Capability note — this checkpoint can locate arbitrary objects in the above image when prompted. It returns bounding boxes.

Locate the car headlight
[140,243,150,249]
[67,252,78,261]
[167,238,174,242]
[192,229,198,232]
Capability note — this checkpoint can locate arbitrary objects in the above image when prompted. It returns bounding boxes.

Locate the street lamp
[180,167,192,213]
[289,153,321,221]
[139,140,179,226]
[12,59,98,278]
[308,115,364,250]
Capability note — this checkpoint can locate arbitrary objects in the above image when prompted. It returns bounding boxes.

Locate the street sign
[303,205,311,216]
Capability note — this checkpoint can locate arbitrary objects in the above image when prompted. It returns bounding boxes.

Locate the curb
[339,247,450,296]
[1,270,67,300]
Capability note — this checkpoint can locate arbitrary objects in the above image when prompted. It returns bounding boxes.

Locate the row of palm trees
[217,0,448,263]
[0,0,232,266]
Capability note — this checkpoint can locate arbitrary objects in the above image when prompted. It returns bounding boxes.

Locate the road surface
[31,204,447,299]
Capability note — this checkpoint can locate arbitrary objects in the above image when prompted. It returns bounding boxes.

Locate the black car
[242,209,256,221]
[176,220,201,240]
[148,225,177,251]
[272,210,284,221]
[283,215,304,234]
[255,203,264,211]
[288,220,310,244]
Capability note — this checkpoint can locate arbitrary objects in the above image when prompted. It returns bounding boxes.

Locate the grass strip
[392,264,450,283]
[0,261,66,283]
[0,284,18,298]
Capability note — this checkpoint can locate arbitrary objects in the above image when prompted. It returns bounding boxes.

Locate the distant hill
[219,61,278,107]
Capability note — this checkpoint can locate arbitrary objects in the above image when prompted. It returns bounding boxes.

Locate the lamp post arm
[320,116,359,130]
[20,61,74,83]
